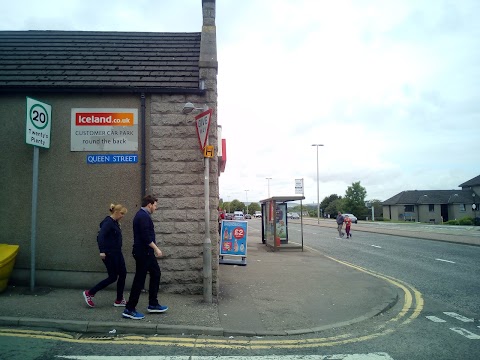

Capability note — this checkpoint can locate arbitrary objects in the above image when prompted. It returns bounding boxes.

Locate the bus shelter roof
[259,196,305,204]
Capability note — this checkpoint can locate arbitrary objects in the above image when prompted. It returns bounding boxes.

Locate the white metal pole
[316,147,319,224]
[30,145,39,292]
[203,143,212,303]
[312,144,323,224]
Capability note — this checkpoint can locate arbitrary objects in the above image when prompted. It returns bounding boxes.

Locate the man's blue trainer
[122,309,145,320]
[147,304,168,313]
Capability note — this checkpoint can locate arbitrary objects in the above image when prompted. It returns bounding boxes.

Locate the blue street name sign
[87,154,138,164]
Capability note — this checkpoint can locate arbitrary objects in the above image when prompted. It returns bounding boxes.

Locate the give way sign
[195,109,213,151]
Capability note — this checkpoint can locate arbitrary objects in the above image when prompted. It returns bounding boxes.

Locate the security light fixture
[182,102,208,114]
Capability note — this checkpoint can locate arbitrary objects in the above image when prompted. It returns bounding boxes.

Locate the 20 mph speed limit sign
[26,97,52,149]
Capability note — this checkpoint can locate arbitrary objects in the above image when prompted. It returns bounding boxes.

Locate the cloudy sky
[2,0,479,205]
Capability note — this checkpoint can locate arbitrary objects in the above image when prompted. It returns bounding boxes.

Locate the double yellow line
[0,253,423,349]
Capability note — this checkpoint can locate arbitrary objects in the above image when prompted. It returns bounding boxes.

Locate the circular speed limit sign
[26,97,52,149]
[29,103,49,130]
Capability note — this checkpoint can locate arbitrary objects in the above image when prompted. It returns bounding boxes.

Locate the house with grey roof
[382,175,480,223]
[0,0,224,296]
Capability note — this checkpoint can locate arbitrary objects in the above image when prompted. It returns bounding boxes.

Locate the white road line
[443,312,474,322]
[371,245,382,248]
[56,355,396,360]
[450,327,480,339]
[426,316,446,323]
[435,258,456,264]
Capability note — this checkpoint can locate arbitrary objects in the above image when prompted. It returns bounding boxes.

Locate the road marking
[56,355,396,360]
[435,258,455,264]
[1,249,423,351]
[450,328,480,339]
[371,245,382,248]
[425,316,446,323]
[443,312,474,322]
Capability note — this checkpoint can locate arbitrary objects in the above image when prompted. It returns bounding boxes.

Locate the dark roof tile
[383,189,475,205]
[0,30,201,91]
[459,175,480,188]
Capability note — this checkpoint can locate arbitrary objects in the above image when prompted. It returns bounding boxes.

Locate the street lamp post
[312,144,324,224]
[266,177,272,198]
[245,190,249,215]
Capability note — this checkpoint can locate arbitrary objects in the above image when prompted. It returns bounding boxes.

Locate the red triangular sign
[195,109,213,151]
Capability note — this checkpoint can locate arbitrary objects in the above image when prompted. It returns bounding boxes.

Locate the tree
[366,199,383,220]
[325,198,345,218]
[247,202,261,215]
[320,194,342,217]
[230,199,245,212]
[343,181,367,218]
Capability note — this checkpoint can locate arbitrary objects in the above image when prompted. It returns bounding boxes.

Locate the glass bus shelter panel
[276,203,288,245]
[263,200,275,247]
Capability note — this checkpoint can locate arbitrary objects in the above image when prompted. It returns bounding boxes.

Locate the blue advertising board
[219,220,247,265]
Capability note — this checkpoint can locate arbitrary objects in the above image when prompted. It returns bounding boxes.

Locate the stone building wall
[148,91,219,295]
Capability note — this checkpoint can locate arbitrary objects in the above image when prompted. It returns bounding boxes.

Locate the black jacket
[132,208,156,254]
[97,216,123,253]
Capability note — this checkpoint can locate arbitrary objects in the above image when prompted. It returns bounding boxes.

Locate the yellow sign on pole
[204,145,214,158]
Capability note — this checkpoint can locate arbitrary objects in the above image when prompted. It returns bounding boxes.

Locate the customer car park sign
[71,108,138,151]
[26,97,51,149]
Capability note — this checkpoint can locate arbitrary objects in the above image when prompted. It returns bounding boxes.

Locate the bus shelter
[260,196,305,251]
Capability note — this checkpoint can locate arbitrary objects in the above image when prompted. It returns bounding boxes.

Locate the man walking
[122,195,168,320]
[336,211,345,238]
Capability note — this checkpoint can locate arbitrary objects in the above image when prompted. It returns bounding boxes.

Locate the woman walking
[83,203,128,308]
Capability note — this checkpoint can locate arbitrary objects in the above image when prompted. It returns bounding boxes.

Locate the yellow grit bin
[0,244,19,293]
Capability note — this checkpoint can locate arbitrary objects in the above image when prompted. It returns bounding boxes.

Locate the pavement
[1,221,479,338]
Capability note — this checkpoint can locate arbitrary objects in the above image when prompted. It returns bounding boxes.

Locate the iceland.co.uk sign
[75,112,135,126]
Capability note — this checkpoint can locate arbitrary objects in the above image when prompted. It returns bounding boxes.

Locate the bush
[459,217,474,225]
[445,217,474,226]
[445,220,459,225]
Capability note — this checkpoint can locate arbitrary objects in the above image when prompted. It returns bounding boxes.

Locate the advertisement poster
[276,203,287,241]
[220,220,247,257]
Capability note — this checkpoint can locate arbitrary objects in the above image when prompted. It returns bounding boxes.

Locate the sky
[2,0,479,205]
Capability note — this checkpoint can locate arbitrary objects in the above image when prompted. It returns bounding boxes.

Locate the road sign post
[194,108,213,303]
[295,178,305,249]
[26,97,52,292]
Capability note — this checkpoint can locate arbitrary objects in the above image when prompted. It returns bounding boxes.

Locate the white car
[233,211,244,220]
[289,212,300,219]
[342,213,358,224]
[254,211,262,218]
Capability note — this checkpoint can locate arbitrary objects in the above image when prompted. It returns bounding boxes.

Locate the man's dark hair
[142,195,158,207]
